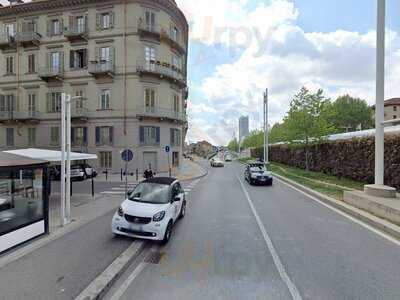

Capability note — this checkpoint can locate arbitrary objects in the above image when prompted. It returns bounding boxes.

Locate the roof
[4,148,97,162]
[142,177,177,185]
[384,98,400,107]
[0,152,47,168]
[246,161,266,166]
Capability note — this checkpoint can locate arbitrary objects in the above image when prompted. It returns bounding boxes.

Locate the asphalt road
[107,161,400,300]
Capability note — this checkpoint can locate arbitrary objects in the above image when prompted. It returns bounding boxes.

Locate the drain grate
[144,251,164,264]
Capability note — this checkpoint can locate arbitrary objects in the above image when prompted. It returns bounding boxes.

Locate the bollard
[169,167,171,177]
[105,169,108,181]
[136,169,139,181]
[70,179,72,196]
[91,178,94,197]
[120,169,123,181]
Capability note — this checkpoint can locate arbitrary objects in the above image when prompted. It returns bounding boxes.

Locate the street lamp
[263,89,269,164]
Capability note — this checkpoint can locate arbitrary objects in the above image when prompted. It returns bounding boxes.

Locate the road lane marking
[236,175,303,300]
[101,191,126,195]
[275,177,400,247]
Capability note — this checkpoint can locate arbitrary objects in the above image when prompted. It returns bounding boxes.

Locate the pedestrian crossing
[183,178,201,195]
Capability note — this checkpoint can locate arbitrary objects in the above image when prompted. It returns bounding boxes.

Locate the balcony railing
[16,31,41,46]
[0,110,41,122]
[88,61,115,78]
[137,20,161,40]
[0,34,16,49]
[136,106,186,123]
[64,25,88,41]
[71,107,89,120]
[38,66,64,82]
[136,60,187,88]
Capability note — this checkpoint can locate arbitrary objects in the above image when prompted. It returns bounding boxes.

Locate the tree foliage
[227,138,239,152]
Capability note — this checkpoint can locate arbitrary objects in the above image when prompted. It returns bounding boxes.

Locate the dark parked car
[50,164,97,181]
[244,162,273,186]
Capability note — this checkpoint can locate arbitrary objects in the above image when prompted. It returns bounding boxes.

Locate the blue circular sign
[121,149,133,162]
[165,146,170,153]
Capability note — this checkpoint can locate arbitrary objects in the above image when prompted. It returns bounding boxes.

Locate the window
[144,88,156,113]
[393,115,397,120]
[140,126,160,146]
[100,89,111,110]
[100,152,112,168]
[170,128,181,146]
[47,92,62,113]
[172,94,180,113]
[145,46,156,70]
[71,127,87,146]
[145,10,156,31]
[28,54,36,73]
[171,25,180,42]
[1,94,15,112]
[28,128,36,146]
[74,90,85,109]
[76,16,86,33]
[394,106,397,112]
[6,128,14,147]
[50,127,60,146]
[70,49,87,69]
[172,151,180,167]
[50,19,61,36]
[101,13,111,29]
[5,23,15,38]
[172,54,181,70]
[95,126,113,145]
[50,52,61,72]
[6,56,14,75]
[28,93,36,115]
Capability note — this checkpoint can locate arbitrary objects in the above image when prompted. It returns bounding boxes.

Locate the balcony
[71,107,89,122]
[136,60,187,89]
[64,26,88,42]
[0,34,16,50]
[160,32,186,55]
[38,66,64,82]
[0,111,40,123]
[88,61,115,78]
[136,106,186,124]
[16,31,41,47]
[137,20,161,41]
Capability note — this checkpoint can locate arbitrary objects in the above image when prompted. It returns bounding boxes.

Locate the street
[105,161,400,300]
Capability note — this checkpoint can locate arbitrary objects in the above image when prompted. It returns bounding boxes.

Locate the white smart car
[111,177,186,244]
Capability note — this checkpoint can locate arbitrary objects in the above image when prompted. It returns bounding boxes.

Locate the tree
[328,95,374,132]
[241,130,264,149]
[284,87,334,169]
[269,122,288,144]
[227,138,239,152]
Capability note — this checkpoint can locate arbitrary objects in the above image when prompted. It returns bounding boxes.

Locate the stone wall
[251,135,400,189]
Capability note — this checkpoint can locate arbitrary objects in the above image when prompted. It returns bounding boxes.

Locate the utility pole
[375,0,385,186]
[263,89,269,164]
[61,93,71,226]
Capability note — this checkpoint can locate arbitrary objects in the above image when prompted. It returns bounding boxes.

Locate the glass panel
[0,168,44,236]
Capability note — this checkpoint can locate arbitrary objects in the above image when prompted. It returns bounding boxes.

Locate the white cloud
[182,0,400,145]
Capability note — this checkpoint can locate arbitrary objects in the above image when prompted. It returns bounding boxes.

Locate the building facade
[0,0,188,173]
[384,98,400,121]
[239,115,249,142]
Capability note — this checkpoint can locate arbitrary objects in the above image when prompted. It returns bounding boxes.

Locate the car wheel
[82,174,87,181]
[179,201,186,219]
[162,221,173,244]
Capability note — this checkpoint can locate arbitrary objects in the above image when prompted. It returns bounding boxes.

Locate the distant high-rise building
[239,116,249,142]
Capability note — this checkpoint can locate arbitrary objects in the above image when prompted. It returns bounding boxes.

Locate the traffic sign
[121,149,134,162]
[165,145,170,153]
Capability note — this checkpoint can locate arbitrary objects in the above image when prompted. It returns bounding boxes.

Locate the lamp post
[263,89,269,164]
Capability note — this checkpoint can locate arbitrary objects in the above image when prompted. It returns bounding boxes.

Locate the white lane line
[109,262,148,300]
[112,187,128,190]
[236,175,303,300]
[275,177,400,247]
[101,191,125,195]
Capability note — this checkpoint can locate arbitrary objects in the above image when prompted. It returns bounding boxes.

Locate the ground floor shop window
[0,169,44,236]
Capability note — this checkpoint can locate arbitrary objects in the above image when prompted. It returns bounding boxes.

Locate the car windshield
[250,166,266,173]
[128,182,170,204]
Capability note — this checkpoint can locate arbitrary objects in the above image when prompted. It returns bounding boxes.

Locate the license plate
[130,224,144,232]
[260,178,266,181]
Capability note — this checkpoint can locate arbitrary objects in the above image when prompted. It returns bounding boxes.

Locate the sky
[2,0,400,146]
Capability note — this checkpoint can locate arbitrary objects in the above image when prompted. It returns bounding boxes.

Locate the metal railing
[0,34,16,46]
[64,25,88,37]
[38,65,64,78]
[0,110,41,121]
[16,31,41,43]
[136,105,186,121]
[71,107,89,118]
[137,20,162,35]
[88,61,115,75]
[136,60,187,86]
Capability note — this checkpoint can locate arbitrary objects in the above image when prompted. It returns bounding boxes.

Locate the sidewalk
[95,158,207,183]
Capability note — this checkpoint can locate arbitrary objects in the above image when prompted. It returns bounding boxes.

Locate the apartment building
[0,0,189,173]
[384,98,400,121]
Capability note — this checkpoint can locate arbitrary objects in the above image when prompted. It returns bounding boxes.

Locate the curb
[179,160,208,182]
[273,173,400,241]
[74,240,146,300]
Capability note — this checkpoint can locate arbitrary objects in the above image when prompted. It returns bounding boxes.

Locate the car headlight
[251,174,258,178]
[117,206,124,217]
[153,211,166,222]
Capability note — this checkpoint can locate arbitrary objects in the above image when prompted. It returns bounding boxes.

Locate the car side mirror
[174,196,181,202]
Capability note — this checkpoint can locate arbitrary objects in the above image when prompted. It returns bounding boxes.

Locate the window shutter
[84,14,88,32]
[59,51,64,72]
[46,93,50,112]
[70,50,74,69]
[83,49,88,68]
[96,13,101,30]
[60,18,64,34]
[110,47,115,65]
[47,19,52,36]
[83,127,88,145]
[95,47,99,62]
[69,15,74,31]
[71,127,75,144]
[139,126,144,144]
[109,127,114,145]
[110,12,115,28]
[156,127,160,144]
[46,53,51,69]
[95,127,100,145]
[170,129,173,145]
